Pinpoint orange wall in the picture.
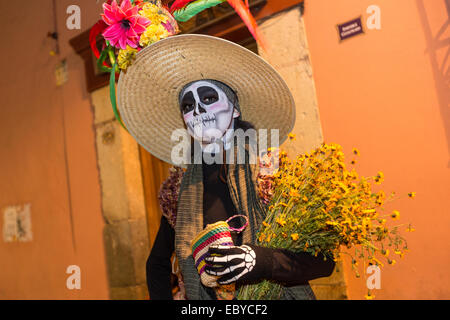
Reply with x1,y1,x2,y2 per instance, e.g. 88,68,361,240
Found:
0,1,108,299
303,0,450,299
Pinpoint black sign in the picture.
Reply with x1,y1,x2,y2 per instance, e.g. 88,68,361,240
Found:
337,16,364,41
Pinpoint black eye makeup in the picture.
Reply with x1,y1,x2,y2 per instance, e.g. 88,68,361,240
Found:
197,86,219,105
180,91,195,114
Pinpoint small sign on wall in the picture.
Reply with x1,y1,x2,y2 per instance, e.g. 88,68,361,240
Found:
3,203,33,242
336,5,382,42
337,16,365,41
55,60,68,87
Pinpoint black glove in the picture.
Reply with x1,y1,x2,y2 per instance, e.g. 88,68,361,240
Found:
204,244,273,285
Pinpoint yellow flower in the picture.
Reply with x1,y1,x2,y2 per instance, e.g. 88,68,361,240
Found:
258,233,266,242
375,190,385,205
365,292,375,300
288,133,296,140
276,217,287,227
139,3,168,25
262,221,270,228
352,148,360,156
291,233,299,241
406,224,415,232
139,23,169,47
369,258,384,267
374,171,384,184
117,46,138,70
408,192,416,199
388,259,396,265
289,189,300,198
391,210,400,220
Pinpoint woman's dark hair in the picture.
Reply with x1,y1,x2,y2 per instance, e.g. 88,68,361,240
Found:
234,118,255,131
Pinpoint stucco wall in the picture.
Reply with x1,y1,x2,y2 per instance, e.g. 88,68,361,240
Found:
0,0,108,299
303,0,450,299
257,6,348,300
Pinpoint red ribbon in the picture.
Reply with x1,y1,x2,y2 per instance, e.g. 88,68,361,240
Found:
89,20,108,60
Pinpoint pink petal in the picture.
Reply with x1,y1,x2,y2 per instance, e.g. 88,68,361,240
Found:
111,0,119,11
120,0,132,11
108,38,118,48
102,2,111,13
162,21,174,34
103,24,123,38
101,13,115,25
102,4,115,23
127,38,139,48
136,16,151,28
114,3,124,21
132,24,147,35
118,35,127,50
127,27,138,37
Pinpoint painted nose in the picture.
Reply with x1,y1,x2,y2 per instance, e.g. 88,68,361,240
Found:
193,102,206,116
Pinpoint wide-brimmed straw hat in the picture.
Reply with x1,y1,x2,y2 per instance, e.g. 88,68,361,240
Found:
117,34,296,166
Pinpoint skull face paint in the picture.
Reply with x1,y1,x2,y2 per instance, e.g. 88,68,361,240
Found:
180,80,239,144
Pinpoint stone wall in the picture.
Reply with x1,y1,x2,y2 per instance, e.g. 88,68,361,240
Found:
91,86,149,300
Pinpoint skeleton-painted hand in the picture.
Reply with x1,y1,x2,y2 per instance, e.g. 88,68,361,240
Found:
204,244,272,285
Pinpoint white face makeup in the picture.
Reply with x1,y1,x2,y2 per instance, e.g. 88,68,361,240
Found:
180,80,239,145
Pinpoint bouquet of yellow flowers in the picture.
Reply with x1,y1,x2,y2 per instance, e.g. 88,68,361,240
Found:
237,142,414,300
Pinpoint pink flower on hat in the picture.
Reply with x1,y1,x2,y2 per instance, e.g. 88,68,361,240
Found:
101,0,151,50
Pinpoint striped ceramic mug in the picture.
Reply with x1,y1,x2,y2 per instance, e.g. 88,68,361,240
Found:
190,215,249,288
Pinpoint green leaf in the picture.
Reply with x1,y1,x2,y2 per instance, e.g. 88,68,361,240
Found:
97,49,112,73
173,0,227,22
109,63,127,131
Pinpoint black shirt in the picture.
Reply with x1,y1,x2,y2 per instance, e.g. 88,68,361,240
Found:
202,162,242,245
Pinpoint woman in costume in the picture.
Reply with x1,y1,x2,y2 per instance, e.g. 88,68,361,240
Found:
117,34,335,300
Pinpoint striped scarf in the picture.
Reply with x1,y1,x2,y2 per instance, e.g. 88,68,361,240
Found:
174,145,316,300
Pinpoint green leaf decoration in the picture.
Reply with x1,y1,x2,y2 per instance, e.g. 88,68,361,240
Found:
97,49,112,73
109,62,127,131
173,0,227,22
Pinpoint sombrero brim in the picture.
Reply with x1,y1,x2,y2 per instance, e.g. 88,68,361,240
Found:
117,34,296,166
